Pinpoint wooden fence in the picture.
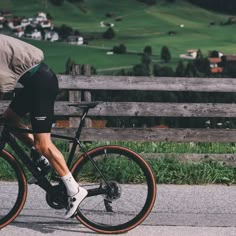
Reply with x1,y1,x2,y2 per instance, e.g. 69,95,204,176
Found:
3,67,236,163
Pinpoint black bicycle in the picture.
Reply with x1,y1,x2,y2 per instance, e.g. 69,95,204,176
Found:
0,102,156,234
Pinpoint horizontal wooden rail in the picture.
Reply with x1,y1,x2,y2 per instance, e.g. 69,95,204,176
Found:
52,127,236,143
56,75,236,92
8,75,236,145
1,101,235,118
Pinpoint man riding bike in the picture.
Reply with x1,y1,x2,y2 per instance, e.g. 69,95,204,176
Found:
0,34,87,219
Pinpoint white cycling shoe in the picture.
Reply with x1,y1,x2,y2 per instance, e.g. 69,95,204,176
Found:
64,187,88,219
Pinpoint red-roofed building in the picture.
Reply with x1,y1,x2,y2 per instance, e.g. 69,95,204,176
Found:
209,57,223,73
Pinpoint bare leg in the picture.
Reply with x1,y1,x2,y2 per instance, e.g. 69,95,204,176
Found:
4,108,69,176
3,108,34,147
33,133,69,176
4,107,87,218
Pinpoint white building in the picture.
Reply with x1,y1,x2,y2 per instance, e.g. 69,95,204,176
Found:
179,49,198,60
45,30,59,42
67,36,84,45
21,19,30,28
25,29,42,40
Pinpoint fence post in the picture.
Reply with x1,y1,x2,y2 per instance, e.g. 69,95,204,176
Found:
69,64,81,128
83,64,92,128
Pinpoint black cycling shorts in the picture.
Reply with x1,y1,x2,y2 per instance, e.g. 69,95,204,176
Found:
9,63,59,133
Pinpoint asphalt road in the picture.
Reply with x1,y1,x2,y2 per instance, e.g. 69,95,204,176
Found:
2,184,236,236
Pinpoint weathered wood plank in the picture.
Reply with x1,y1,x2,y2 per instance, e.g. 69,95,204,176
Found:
2,101,236,118
52,128,236,142
57,75,236,92
54,102,236,117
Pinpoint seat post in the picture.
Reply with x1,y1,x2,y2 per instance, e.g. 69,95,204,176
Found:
75,107,89,139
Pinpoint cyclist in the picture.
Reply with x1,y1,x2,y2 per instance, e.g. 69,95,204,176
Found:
0,34,87,219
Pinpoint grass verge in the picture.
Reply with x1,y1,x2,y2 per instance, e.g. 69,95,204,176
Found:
1,141,236,184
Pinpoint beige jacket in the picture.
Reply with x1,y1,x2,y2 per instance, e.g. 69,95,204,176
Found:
0,34,44,93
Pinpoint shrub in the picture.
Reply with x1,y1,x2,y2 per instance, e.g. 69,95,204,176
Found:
113,44,127,54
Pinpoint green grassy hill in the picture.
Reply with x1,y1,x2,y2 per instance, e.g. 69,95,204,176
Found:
2,0,234,73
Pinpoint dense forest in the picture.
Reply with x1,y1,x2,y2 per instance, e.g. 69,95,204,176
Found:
187,0,236,14
49,0,236,14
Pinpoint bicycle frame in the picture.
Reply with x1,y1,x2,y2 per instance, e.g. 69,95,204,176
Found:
0,104,110,200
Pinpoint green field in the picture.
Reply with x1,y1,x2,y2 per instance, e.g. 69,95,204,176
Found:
2,0,235,73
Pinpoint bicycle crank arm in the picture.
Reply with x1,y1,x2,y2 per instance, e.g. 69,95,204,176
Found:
87,187,107,197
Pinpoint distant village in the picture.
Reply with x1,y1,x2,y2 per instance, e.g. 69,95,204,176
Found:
180,49,236,74
0,10,84,45
1,9,236,75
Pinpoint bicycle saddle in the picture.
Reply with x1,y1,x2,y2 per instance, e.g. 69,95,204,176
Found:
68,101,100,109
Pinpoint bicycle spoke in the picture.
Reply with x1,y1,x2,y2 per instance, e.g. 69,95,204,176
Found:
72,146,156,233
0,151,27,229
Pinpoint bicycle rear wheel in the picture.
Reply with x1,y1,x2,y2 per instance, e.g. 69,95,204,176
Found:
0,150,27,229
71,145,156,234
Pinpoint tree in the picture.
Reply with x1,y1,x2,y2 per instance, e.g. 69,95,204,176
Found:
161,46,171,63
196,49,203,60
67,0,84,2
194,53,211,76
200,58,211,76
153,64,174,76
113,44,127,54
184,61,197,77
141,53,151,67
137,0,157,5
103,27,115,39
133,64,150,76
143,46,152,56
209,50,220,58
65,57,75,74
56,24,73,40
175,61,185,77
46,13,53,20
153,64,161,76
50,0,64,6
157,66,174,76
24,25,34,34
187,0,236,14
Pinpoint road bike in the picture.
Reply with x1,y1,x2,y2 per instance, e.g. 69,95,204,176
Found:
0,101,156,234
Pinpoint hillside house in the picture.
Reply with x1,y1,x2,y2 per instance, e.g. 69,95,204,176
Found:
0,16,4,29
67,35,84,45
225,55,236,61
179,49,198,59
25,29,42,40
14,28,24,37
44,30,59,42
7,17,22,29
209,57,223,73
21,18,30,28
0,10,12,17
224,55,236,70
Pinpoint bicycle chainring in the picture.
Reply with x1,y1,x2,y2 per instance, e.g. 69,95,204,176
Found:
46,184,67,209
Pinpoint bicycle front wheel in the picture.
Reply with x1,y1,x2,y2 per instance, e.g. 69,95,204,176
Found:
71,145,156,234
0,150,27,229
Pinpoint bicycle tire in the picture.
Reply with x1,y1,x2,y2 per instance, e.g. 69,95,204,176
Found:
71,145,156,234
0,149,27,229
